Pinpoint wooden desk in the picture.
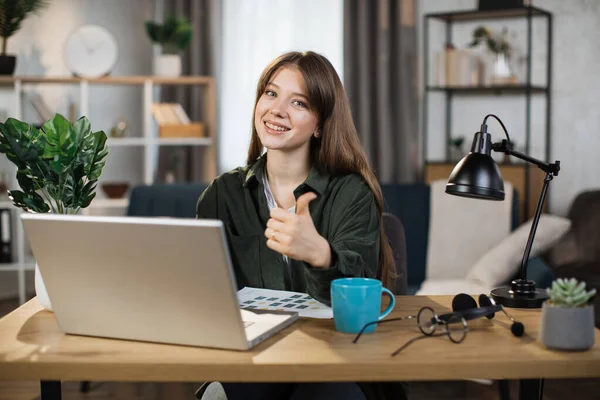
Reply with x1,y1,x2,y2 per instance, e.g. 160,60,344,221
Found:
1,296,599,400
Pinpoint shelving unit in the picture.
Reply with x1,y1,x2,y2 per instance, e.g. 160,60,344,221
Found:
422,5,552,222
0,75,217,304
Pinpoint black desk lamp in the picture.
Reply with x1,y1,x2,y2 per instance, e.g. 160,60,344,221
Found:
445,114,561,308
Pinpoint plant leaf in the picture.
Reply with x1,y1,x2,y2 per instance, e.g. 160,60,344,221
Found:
42,114,79,181
8,189,49,213
0,118,45,168
84,130,108,181
145,21,162,43
79,180,98,208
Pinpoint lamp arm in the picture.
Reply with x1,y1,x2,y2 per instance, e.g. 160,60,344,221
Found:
481,113,560,176
491,139,561,285
516,172,553,282
492,140,561,176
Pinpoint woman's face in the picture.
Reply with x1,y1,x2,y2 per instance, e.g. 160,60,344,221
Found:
254,66,319,155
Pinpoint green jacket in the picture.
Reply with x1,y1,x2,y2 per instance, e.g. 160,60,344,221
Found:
195,156,379,305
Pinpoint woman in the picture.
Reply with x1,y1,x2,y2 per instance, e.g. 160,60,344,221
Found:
196,51,399,400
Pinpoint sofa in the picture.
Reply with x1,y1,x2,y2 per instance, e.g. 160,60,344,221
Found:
380,182,557,295
126,181,556,296
544,189,600,327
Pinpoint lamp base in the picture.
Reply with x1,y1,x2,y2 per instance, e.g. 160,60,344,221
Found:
491,279,548,308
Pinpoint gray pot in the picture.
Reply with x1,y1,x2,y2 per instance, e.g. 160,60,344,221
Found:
539,302,595,351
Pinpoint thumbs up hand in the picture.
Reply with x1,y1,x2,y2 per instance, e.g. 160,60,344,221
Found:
265,192,332,268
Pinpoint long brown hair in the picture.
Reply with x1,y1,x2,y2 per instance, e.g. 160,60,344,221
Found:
247,51,396,290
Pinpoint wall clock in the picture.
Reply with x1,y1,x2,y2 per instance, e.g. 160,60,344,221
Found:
64,24,119,78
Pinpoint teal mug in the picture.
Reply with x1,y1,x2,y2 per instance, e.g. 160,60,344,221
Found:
330,278,395,334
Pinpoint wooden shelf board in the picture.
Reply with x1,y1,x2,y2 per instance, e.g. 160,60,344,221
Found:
426,85,548,94
155,138,212,146
106,138,146,146
0,76,213,86
426,6,551,22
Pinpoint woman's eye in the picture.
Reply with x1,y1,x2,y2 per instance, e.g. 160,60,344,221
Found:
293,100,307,108
265,90,276,97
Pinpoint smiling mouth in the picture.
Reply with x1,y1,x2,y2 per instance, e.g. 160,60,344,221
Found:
264,121,290,132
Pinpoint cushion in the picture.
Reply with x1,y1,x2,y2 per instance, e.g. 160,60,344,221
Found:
416,279,491,296
426,180,513,280
466,214,572,287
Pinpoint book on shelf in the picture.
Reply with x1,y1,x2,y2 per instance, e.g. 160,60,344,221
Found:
151,103,191,125
151,103,205,138
434,46,485,87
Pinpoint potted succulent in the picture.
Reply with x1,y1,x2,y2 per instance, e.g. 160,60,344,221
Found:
0,0,50,75
145,15,193,77
539,278,597,351
0,114,108,311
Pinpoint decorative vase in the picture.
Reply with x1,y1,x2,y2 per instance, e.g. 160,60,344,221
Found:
539,302,595,351
153,54,182,77
490,53,515,85
35,262,53,311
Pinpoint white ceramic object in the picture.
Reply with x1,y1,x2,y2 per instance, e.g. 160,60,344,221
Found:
492,53,512,80
154,54,182,77
35,263,53,311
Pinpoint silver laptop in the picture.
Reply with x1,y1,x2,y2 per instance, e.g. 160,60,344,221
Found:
21,213,298,350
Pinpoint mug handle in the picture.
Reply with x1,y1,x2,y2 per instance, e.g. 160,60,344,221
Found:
378,287,396,320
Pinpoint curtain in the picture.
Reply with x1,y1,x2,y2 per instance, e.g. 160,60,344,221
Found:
157,0,220,183
344,0,418,183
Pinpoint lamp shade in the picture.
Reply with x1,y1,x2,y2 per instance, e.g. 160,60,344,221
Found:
445,152,505,200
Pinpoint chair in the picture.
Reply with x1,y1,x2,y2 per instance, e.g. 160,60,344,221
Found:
126,183,208,218
382,213,408,296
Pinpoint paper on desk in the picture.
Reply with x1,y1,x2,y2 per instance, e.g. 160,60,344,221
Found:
237,287,333,319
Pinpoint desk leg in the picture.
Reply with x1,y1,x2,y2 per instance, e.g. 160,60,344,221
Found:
40,380,62,400
519,379,544,400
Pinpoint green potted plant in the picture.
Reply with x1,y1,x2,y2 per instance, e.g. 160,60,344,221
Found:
539,278,597,351
448,136,465,162
145,15,193,77
0,114,109,311
0,0,50,75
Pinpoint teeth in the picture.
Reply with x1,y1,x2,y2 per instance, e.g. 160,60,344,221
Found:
265,122,289,132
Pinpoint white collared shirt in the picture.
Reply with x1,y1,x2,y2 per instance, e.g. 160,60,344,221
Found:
261,170,295,264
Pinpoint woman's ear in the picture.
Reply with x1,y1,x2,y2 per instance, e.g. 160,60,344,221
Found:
314,130,320,138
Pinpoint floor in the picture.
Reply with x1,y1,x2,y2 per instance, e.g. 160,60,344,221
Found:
1,297,599,400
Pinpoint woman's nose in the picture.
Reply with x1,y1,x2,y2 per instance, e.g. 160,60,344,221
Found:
269,100,287,118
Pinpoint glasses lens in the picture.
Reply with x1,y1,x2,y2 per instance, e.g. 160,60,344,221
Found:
446,313,467,343
418,307,437,336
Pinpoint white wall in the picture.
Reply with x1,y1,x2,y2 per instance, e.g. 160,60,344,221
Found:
418,0,600,216
219,0,344,173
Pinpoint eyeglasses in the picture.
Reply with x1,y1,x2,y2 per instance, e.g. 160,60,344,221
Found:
352,293,525,357
353,306,468,356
